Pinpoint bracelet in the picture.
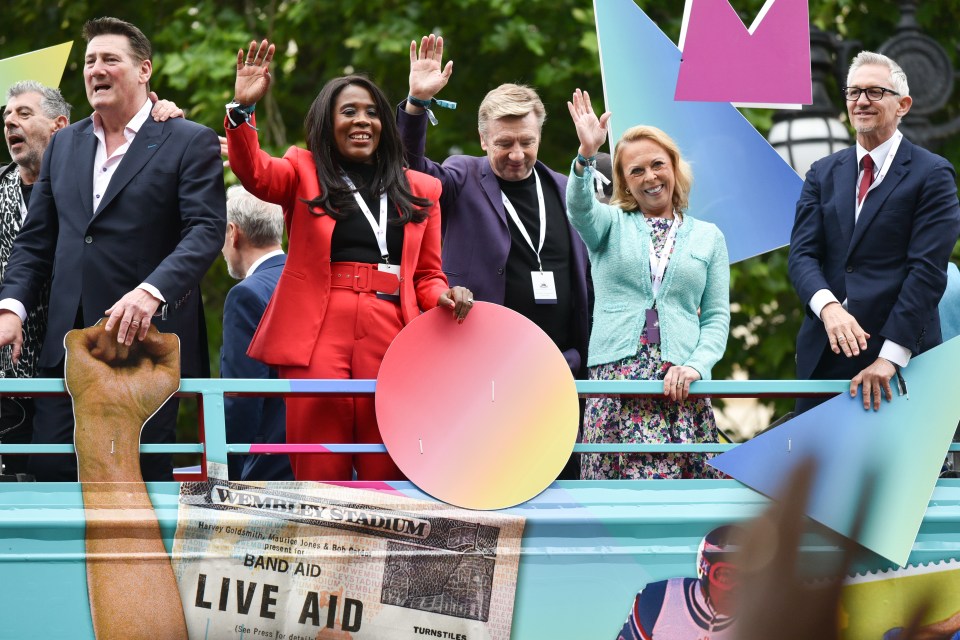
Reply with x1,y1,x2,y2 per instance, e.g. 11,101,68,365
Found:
576,153,597,167
406,95,457,126
225,101,258,130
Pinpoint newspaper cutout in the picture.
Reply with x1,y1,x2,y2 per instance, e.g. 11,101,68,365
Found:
841,559,960,638
172,481,525,640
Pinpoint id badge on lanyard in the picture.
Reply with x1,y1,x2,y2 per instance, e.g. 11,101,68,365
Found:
644,217,679,343
501,171,558,304
343,174,400,301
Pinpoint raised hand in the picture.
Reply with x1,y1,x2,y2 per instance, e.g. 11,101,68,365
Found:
65,320,180,432
67,320,187,640
566,88,611,159
408,34,453,104
234,38,276,106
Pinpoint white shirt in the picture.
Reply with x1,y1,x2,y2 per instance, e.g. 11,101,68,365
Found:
245,249,284,278
0,98,165,323
808,129,910,367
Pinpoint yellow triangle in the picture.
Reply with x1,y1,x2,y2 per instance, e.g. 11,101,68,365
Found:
0,41,74,98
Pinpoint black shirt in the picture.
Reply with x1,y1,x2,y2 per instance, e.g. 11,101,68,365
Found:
19,182,33,212
498,166,573,353
329,161,403,264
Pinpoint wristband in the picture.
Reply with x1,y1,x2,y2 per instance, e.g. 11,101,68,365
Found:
225,101,258,130
406,95,457,126
576,153,597,167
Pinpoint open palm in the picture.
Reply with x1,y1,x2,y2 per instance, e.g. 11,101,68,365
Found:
409,34,453,100
234,39,276,105
567,88,610,158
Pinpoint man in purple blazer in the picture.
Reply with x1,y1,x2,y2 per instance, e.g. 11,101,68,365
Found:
397,34,590,381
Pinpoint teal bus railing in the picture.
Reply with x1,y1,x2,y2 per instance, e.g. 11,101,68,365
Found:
3,378,947,480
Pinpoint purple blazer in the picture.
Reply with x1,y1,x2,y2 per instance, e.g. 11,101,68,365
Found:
397,104,591,376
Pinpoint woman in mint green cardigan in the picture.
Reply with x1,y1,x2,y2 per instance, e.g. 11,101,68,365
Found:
567,89,730,479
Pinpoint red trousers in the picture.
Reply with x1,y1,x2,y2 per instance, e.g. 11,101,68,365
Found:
279,287,405,481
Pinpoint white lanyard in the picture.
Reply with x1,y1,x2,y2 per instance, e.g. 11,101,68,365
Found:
648,216,680,298
855,129,902,219
342,174,389,262
501,171,547,271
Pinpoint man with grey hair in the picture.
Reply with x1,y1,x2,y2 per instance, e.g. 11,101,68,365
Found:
0,81,70,477
789,50,960,413
221,185,292,480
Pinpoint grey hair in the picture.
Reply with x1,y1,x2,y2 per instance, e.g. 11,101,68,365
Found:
5,80,72,121
847,51,910,97
226,185,284,248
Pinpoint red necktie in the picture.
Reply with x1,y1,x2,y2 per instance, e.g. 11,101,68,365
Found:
858,154,874,205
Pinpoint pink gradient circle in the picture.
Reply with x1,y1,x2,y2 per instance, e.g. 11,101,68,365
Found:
376,302,579,509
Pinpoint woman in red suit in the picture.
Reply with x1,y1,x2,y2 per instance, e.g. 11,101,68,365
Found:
226,39,474,481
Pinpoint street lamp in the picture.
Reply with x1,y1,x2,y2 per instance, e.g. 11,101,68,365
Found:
767,25,850,176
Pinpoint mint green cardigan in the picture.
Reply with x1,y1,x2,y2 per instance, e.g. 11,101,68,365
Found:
566,164,730,377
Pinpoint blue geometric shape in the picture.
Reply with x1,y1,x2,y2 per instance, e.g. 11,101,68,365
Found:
594,0,804,262
709,337,960,566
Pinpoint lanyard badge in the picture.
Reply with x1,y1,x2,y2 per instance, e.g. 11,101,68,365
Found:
501,171,558,304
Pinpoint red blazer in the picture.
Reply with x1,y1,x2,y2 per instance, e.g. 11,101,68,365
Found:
226,118,449,367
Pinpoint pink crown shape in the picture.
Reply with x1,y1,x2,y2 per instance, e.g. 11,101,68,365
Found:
675,0,811,107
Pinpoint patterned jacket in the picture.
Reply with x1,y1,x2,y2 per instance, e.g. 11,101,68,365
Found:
0,162,49,378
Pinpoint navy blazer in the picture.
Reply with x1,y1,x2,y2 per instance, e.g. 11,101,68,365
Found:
397,104,591,376
788,136,960,380
221,253,292,481
0,114,226,377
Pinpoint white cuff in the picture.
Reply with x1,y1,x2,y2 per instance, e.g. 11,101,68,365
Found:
137,283,166,305
809,289,839,319
879,340,911,368
0,298,27,323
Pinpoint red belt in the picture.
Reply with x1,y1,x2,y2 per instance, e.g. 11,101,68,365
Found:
329,262,400,294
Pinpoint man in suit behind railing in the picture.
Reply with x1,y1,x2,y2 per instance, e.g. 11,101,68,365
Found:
220,185,292,480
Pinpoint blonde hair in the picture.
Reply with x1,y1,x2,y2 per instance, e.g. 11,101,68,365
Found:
477,83,546,137
610,125,693,215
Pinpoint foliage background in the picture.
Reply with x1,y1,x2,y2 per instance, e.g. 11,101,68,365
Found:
1,0,958,438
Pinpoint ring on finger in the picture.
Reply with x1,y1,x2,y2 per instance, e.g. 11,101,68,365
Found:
837,336,847,343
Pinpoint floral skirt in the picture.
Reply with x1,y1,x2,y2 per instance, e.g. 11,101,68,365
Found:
581,340,722,480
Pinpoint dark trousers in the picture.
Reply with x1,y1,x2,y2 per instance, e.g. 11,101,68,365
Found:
27,364,178,482
0,397,35,477
555,398,585,480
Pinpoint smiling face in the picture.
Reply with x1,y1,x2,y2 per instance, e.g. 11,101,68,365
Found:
846,63,912,150
84,34,151,119
332,84,382,164
480,113,541,181
3,91,64,180
618,138,676,217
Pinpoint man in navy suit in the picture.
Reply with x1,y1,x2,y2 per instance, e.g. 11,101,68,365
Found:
0,17,225,480
220,185,291,481
789,51,960,413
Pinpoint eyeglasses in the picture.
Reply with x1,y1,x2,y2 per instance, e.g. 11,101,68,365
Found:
842,86,901,102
